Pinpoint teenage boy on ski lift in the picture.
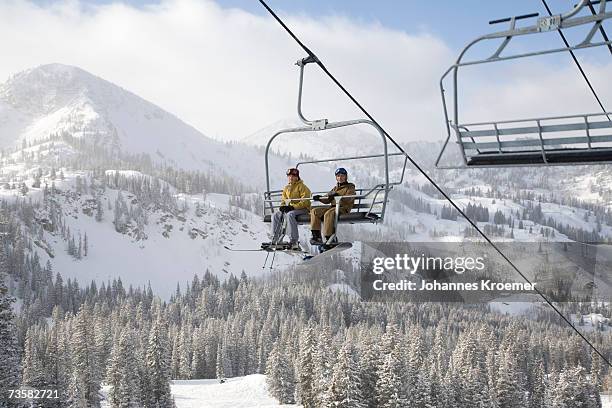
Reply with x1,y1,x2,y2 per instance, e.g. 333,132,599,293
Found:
309,167,355,244
271,168,311,250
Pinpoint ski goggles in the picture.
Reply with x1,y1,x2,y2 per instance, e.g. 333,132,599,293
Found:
286,168,299,176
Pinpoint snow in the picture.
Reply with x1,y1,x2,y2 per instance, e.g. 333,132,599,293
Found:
570,313,611,332
27,172,303,299
489,300,540,316
328,282,360,298
100,375,297,408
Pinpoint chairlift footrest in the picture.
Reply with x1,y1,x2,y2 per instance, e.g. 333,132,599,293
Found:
467,148,612,166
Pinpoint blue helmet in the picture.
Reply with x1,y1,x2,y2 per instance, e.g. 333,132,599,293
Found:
335,167,348,176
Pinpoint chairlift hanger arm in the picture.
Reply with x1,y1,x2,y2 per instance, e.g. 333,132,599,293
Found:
449,0,611,69
542,0,612,122
585,0,612,54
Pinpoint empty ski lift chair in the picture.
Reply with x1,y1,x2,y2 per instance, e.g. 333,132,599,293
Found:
263,56,408,240
437,0,612,168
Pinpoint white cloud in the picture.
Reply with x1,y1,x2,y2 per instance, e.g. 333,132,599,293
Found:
0,0,455,142
0,0,610,145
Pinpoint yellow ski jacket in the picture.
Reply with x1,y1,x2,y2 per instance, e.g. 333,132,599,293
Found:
281,179,312,210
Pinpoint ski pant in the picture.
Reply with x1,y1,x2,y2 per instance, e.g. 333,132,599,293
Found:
272,209,308,243
310,207,348,237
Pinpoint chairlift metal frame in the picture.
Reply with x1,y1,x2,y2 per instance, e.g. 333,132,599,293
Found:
437,0,612,168
263,56,408,242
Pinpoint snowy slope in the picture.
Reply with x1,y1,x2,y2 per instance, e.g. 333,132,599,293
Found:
100,373,612,408
101,375,296,408
0,169,308,299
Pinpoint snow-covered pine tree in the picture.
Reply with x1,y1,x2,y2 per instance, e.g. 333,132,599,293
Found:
71,303,101,407
190,326,207,379
22,327,45,388
145,312,175,408
375,346,407,408
358,334,381,408
0,258,21,408
95,199,103,222
313,325,335,407
65,370,87,408
495,348,525,408
44,307,67,408
295,327,316,408
112,329,142,408
529,360,546,408
264,340,295,404
177,324,192,380
327,340,365,408
216,343,226,383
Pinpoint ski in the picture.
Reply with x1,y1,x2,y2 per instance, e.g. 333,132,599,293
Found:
223,246,264,252
224,244,309,255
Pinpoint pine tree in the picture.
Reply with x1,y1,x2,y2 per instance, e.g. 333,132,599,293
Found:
530,360,546,408
313,326,335,407
265,340,295,404
296,327,316,408
83,233,88,257
95,199,103,222
359,336,380,408
375,347,407,408
71,304,101,407
327,340,365,408
22,328,45,388
107,328,142,408
0,259,21,408
216,343,226,383
66,370,87,408
496,349,525,408
45,307,67,408
177,325,192,380
145,313,175,408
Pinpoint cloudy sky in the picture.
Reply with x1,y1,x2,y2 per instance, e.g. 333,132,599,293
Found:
2,0,611,143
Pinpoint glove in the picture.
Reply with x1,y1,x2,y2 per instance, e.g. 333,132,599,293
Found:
312,195,321,201
279,205,295,213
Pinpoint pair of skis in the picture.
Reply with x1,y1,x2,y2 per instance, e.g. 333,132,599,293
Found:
224,241,352,264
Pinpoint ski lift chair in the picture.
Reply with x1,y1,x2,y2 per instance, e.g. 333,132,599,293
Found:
437,0,612,168
263,56,408,243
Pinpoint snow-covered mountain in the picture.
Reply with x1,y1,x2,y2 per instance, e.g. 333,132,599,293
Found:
0,64,299,188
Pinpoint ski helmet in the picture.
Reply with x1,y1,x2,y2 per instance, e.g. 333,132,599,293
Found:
335,167,348,176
